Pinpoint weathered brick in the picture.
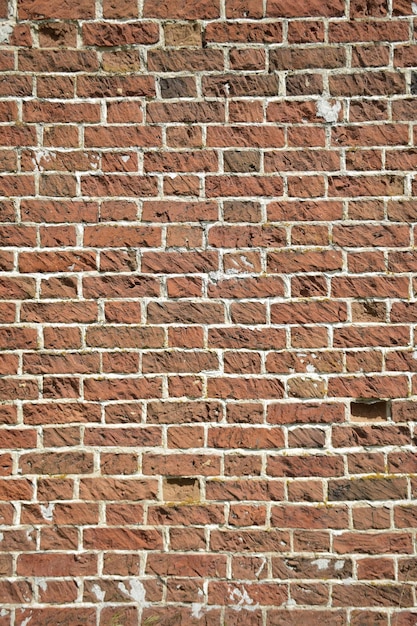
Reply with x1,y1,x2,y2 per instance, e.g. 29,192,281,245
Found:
267,0,344,16
18,0,95,19
143,0,220,18
149,49,223,72
208,22,281,43
83,22,159,46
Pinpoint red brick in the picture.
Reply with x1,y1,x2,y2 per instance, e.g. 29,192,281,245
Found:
332,276,409,298
351,0,388,15
330,72,405,96
271,47,345,70
21,199,98,223
329,20,408,43
143,350,218,373
78,75,155,98
84,527,162,550
208,276,285,298
83,275,160,298
208,21,281,43
207,377,284,399
142,250,218,273
288,20,325,43
329,175,404,197
83,22,159,46
24,101,100,124
353,505,390,530
209,327,285,350
268,249,342,273
333,583,413,607
268,402,345,424
208,426,283,449
328,375,409,398
268,455,344,478
329,477,408,502
352,44,390,67
226,0,263,17
211,529,290,552
273,556,352,579
143,0,220,18
203,74,279,98
84,377,162,401
18,0,95,18
37,21,77,47
267,0,344,16
19,49,98,73
209,580,286,605
286,73,323,95
149,49,223,73
207,125,284,148
17,553,97,576
143,453,221,476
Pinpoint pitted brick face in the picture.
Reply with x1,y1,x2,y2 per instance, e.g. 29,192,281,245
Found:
1,0,417,622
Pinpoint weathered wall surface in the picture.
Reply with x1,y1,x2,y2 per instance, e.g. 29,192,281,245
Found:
0,0,417,623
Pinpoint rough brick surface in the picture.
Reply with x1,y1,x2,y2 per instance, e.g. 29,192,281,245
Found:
1,0,417,622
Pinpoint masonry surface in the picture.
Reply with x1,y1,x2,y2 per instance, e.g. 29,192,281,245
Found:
1,0,417,623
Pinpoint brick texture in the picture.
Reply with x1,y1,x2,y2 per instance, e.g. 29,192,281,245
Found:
0,0,417,622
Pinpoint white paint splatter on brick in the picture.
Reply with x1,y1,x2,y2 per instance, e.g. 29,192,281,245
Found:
255,557,267,578
37,150,55,161
191,602,204,618
87,154,100,170
316,99,341,124
0,22,14,43
40,503,54,521
229,586,259,612
240,255,255,269
33,150,56,172
118,579,149,606
91,583,105,602
412,2,417,14
312,558,330,570
192,588,206,617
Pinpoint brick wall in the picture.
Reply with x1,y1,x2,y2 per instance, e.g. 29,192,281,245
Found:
0,0,417,623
